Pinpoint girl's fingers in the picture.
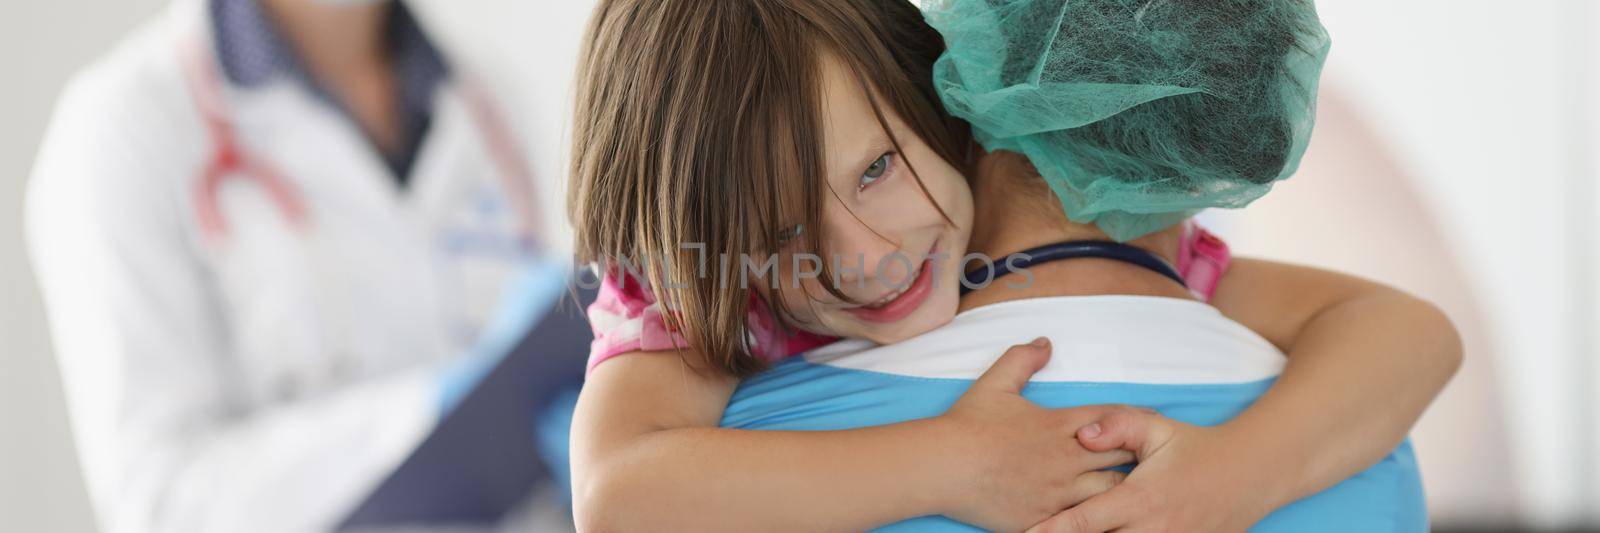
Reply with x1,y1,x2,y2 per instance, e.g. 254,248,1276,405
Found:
1077,406,1173,459
1062,469,1128,509
1028,483,1150,533
1081,448,1136,471
971,337,1052,394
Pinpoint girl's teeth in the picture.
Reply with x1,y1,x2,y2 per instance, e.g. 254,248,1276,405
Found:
860,265,922,308
869,285,909,307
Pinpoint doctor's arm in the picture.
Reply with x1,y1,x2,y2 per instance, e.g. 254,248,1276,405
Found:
26,79,438,533
1033,257,1462,532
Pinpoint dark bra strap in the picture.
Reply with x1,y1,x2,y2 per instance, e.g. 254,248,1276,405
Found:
961,240,1186,296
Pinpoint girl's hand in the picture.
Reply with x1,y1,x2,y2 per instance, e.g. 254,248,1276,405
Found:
1026,410,1278,533
936,338,1142,532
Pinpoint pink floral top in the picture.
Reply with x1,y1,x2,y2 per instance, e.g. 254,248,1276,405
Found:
586,222,1232,372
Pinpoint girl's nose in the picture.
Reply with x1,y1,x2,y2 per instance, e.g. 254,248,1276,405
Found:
823,216,904,293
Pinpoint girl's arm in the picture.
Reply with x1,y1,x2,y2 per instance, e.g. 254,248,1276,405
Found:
571,341,1135,532
1209,258,1462,502
1036,258,1462,531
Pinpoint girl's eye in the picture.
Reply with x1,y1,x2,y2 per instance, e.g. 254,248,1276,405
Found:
776,223,804,247
859,152,894,190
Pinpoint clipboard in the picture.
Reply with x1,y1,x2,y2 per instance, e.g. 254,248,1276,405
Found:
339,286,595,529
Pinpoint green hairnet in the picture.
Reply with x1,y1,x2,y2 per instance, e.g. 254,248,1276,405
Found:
923,0,1332,241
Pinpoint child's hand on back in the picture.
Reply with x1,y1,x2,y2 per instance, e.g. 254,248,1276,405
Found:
935,338,1144,532
1027,409,1273,533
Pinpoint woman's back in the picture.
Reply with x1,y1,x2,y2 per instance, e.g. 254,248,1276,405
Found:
724,295,1426,532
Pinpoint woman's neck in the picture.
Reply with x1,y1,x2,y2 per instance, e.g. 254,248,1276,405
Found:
261,0,391,79
260,0,403,157
959,151,1191,313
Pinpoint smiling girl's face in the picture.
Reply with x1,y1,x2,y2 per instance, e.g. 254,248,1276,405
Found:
571,0,974,375
765,53,974,345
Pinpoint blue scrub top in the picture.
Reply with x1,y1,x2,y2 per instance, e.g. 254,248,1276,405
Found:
723,356,1427,532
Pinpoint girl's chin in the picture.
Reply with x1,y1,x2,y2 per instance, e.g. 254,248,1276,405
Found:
854,303,958,344
859,327,920,346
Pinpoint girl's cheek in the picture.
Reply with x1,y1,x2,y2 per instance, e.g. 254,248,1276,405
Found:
776,277,847,336
771,276,814,318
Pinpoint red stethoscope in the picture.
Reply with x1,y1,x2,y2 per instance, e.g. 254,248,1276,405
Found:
178,32,543,248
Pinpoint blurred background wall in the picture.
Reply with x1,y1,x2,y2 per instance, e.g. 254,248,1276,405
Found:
2,1,1595,531
1212,1,1600,528
1,3,169,532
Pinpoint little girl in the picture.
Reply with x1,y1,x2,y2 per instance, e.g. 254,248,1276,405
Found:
567,0,1458,531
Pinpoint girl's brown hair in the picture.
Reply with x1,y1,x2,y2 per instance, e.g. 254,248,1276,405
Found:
569,0,970,376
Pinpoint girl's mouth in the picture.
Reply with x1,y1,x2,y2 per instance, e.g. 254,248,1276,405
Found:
844,258,936,324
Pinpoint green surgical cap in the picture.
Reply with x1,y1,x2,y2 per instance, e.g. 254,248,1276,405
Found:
923,0,1332,241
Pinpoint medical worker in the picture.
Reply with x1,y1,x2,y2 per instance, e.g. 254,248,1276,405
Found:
25,0,568,530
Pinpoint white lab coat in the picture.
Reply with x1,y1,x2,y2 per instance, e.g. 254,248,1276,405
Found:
25,2,551,531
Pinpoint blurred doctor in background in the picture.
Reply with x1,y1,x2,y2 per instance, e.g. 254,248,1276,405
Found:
25,0,573,530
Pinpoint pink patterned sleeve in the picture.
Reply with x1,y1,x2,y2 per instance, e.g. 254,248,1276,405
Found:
1177,220,1232,302
585,269,676,371
585,269,834,372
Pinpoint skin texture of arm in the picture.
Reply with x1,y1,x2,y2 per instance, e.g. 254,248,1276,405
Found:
569,341,1136,532
1210,258,1462,503
1031,257,1463,532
